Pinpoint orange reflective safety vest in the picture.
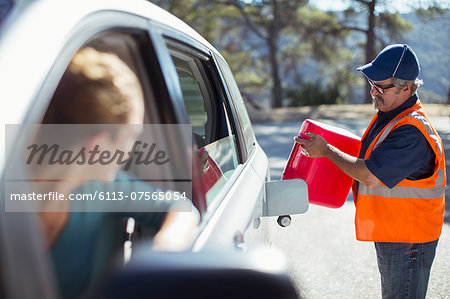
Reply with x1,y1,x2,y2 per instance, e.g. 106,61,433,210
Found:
352,99,446,243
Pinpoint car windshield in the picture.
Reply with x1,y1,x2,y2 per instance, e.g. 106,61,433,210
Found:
0,0,13,24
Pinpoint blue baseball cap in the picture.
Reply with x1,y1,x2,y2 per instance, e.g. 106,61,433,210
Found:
357,44,420,81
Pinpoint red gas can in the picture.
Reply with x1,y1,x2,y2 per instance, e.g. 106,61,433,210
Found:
282,119,361,208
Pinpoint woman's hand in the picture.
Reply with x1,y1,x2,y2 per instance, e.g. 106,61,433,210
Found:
152,211,199,252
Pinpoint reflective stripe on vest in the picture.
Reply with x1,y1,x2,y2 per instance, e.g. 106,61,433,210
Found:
374,110,443,156
358,167,445,199
354,100,446,243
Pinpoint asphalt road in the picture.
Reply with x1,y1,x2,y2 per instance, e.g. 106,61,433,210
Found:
254,117,450,299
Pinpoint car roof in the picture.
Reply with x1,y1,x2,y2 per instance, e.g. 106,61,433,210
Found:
1,0,216,47
0,0,222,171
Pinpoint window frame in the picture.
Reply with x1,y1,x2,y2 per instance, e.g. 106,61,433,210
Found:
153,36,251,216
152,27,248,164
167,43,230,147
212,53,256,161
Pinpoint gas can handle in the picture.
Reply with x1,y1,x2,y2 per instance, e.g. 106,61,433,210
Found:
297,133,312,140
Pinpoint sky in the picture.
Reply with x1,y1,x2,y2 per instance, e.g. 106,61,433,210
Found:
309,0,349,12
309,0,450,13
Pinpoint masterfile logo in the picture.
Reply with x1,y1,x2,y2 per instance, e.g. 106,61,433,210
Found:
3,124,193,212
26,141,171,171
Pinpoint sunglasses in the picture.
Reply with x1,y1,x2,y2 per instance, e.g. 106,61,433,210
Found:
367,45,407,94
367,80,396,94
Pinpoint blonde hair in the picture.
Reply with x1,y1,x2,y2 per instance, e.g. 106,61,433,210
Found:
43,47,143,124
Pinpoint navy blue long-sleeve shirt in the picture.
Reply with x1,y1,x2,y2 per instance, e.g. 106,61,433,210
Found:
360,94,435,189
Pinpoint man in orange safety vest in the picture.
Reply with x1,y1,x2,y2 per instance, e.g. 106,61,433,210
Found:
295,44,446,299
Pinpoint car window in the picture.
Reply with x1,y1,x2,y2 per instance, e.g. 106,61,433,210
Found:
168,47,240,206
215,56,256,158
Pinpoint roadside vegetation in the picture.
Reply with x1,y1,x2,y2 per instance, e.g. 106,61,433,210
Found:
150,0,449,108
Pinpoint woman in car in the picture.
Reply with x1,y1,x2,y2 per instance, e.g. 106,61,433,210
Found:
36,47,199,298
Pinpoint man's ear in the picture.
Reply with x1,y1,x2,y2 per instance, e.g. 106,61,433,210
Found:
403,82,412,93
85,131,111,151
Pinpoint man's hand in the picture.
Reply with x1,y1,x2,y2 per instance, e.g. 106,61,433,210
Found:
294,132,330,158
294,132,380,188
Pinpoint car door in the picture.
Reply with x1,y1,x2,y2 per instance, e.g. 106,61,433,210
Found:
147,28,270,251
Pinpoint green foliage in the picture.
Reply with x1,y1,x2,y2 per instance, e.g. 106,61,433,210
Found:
416,7,449,20
377,12,414,41
220,49,268,91
149,0,448,106
148,0,226,42
237,0,308,30
291,6,349,62
286,80,342,107
224,1,350,107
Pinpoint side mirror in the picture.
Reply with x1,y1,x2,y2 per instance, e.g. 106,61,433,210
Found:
264,179,309,227
100,246,299,299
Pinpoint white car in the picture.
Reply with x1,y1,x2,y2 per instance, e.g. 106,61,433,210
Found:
0,0,308,298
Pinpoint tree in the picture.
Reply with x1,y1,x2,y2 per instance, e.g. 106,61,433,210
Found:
285,7,356,101
339,0,414,102
216,0,350,108
214,0,308,108
149,0,354,108
148,0,223,42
